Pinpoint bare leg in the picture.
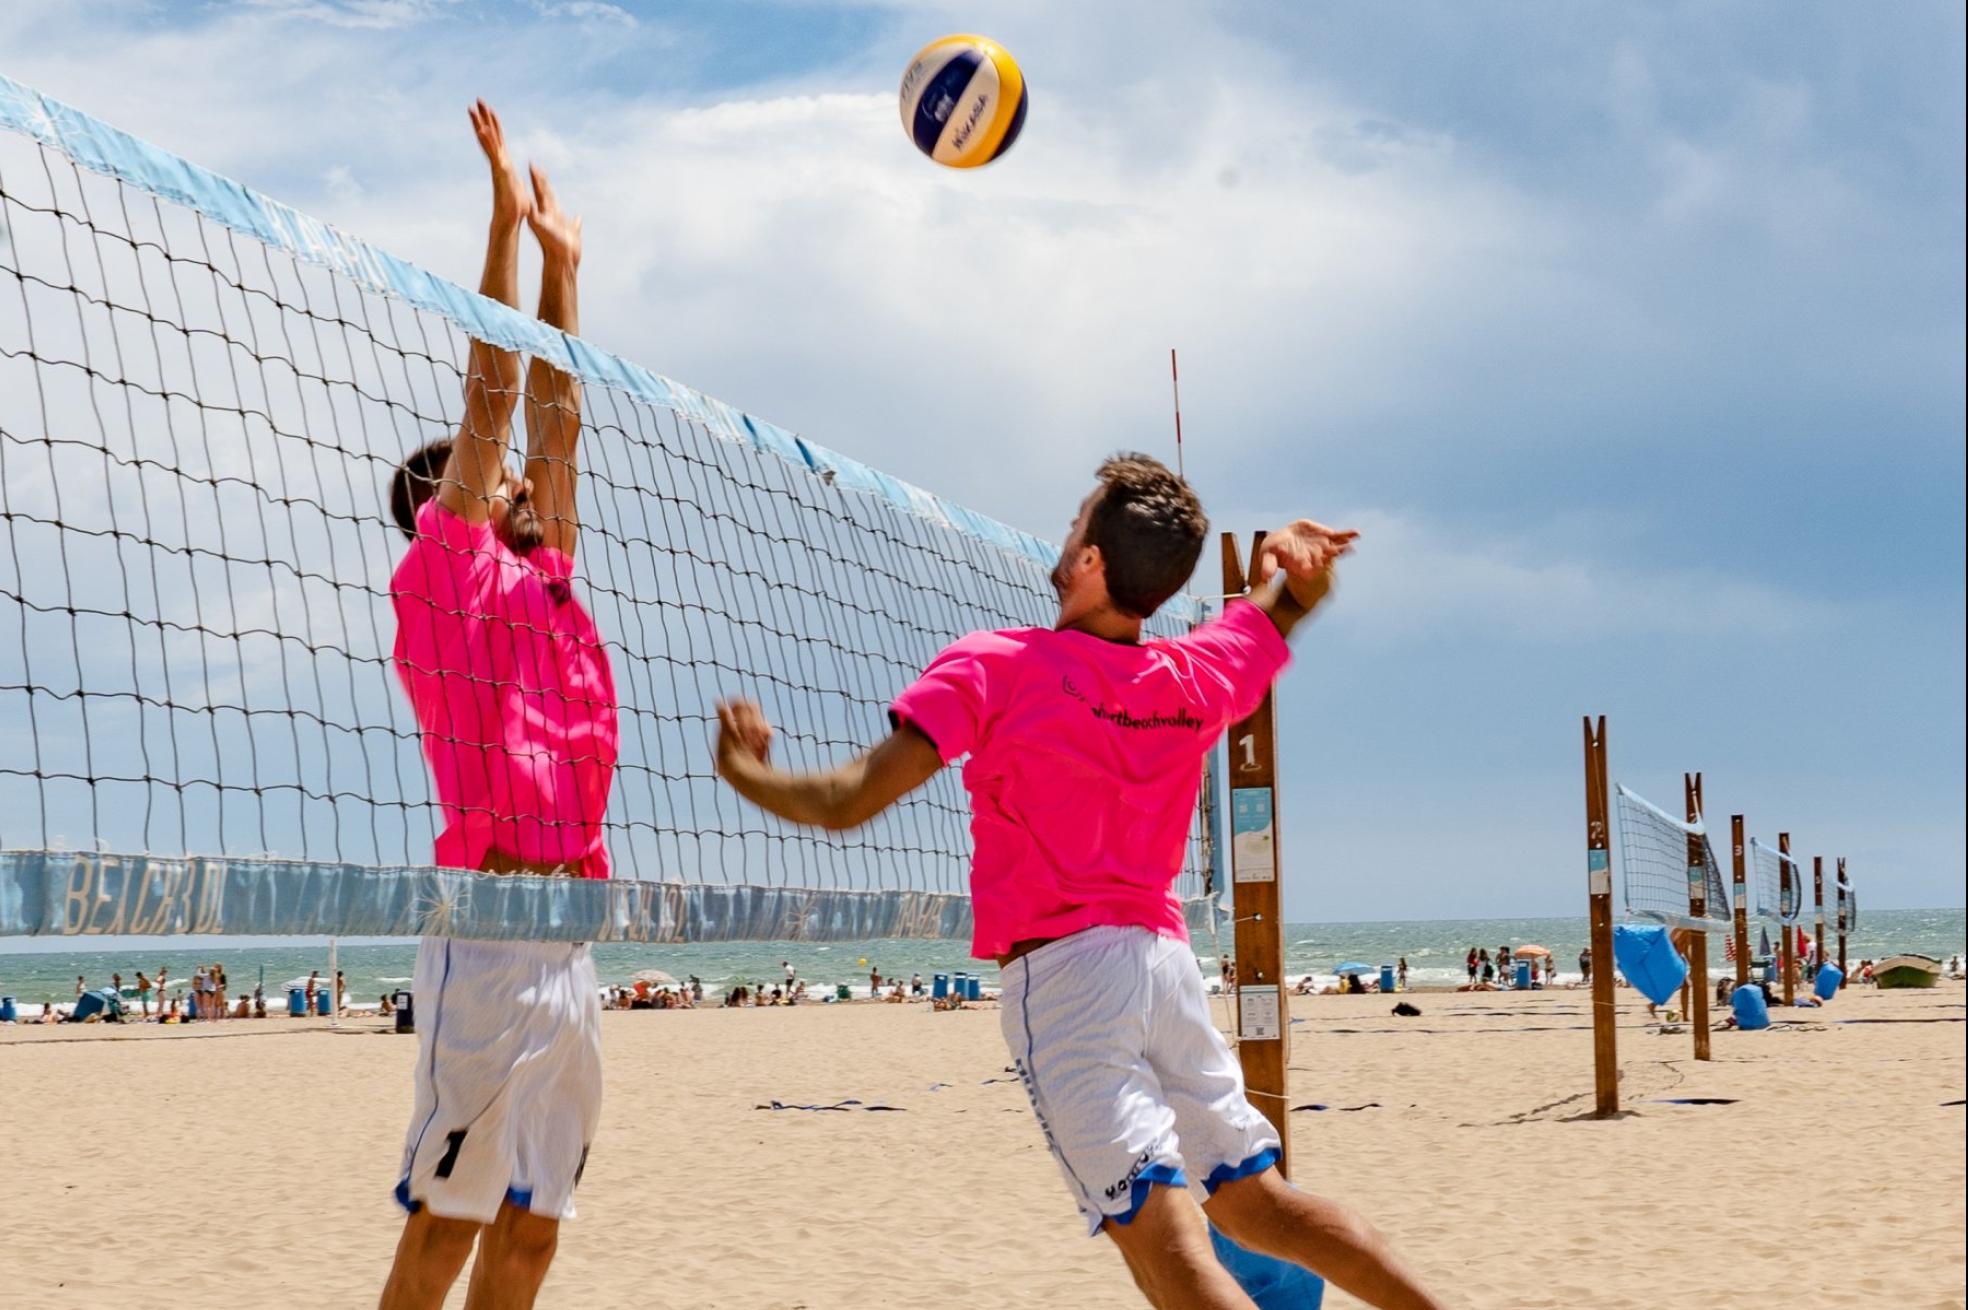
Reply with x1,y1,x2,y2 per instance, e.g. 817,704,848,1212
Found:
1206,1168,1449,1310
378,1211,479,1310
1101,1183,1258,1310
463,1202,560,1310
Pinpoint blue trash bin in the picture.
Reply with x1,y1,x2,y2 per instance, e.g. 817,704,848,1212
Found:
966,976,982,1001
1379,964,1396,994
315,989,333,1016
1514,960,1532,990
1,996,17,1023
952,972,967,1000
288,987,307,1017
932,972,949,999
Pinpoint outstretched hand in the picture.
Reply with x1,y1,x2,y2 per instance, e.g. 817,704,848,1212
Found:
1255,519,1359,611
470,100,530,230
525,163,583,268
715,699,775,778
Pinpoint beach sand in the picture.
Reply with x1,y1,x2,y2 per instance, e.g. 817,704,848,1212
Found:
2,982,1961,1309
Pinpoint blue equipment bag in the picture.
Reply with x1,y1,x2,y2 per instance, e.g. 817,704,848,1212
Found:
1730,983,1771,1030
1613,924,1688,1007
1211,1226,1325,1308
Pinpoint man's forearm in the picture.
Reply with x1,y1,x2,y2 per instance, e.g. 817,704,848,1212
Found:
1251,570,1331,641
525,258,581,460
721,756,866,831
455,219,525,472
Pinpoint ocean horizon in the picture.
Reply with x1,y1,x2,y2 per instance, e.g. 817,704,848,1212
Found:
4,907,1960,1011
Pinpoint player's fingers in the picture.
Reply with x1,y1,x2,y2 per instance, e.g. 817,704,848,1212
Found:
529,163,556,209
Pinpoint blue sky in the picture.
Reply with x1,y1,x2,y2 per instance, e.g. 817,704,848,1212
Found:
1,0,1961,917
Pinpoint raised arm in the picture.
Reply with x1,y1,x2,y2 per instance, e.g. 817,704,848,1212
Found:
714,700,945,831
522,163,584,558
1248,518,1359,640
438,101,529,524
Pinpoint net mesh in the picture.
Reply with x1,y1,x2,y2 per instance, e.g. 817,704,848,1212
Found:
0,77,1217,941
1613,784,1730,931
1836,880,1857,935
1747,839,1805,924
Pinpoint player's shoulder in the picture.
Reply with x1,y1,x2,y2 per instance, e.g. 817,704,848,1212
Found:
936,625,1050,662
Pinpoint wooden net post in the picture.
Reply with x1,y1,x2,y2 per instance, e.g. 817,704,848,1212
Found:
1836,857,1848,986
1778,832,1796,1006
1731,815,1749,987
1684,773,1711,1061
1222,531,1290,1175
1583,716,1618,1117
1813,856,1826,981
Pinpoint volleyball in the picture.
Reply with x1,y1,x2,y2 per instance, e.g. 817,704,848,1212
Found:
898,34,1028,168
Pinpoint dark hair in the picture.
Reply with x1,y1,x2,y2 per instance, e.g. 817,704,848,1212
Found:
389,439,453,540
1083,452,1208,619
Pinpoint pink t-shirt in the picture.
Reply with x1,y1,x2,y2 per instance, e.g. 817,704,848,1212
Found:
891,600,1288,959
391,499,619,878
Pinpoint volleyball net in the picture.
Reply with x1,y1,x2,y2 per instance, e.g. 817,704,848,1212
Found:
1746,838,1805,925
1613,784,1731,932
1836,878,1857,935
0,75,1218,942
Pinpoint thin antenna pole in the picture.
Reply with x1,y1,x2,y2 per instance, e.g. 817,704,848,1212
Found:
1169,348,1185,481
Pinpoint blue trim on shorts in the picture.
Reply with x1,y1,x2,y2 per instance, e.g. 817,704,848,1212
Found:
393,939,453,1216
505,1186,535,1212
1204,1146,1281,1194
1110,1163,1188,1227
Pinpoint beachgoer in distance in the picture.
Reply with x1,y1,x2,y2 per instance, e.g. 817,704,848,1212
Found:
75,974,85,998
1396,958,1408,991
377,103,611,1310
1578,947,1592,984
1465,948,1477,983
714,458,1445,1309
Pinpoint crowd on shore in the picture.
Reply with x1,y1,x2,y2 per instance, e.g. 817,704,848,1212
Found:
13,963,365,1024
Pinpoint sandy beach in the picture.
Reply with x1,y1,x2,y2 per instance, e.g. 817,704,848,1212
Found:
3,982,1961,1309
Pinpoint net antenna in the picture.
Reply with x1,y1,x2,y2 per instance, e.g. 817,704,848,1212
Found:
1169,348,1185,481
0,75,1219,942
1612,784,1731,932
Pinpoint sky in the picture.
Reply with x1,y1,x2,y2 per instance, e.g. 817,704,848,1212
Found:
0,0,1961,920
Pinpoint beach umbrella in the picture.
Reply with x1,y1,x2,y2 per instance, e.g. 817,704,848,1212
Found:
1334,962,1376,976
631,969,677,986
1512,944,1552,958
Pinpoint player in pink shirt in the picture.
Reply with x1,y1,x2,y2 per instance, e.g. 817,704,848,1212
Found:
378,104,612,1310
716,455,1446,1309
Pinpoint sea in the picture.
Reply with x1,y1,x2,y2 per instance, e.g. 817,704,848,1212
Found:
2,907,1960,1013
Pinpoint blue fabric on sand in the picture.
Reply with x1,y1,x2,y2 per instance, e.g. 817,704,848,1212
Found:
1613,924,1687,1006
1730,984,1770,1030
1210,1226,1325,1308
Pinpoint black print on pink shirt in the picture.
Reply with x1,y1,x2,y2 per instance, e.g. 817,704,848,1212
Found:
1061,676,1203,733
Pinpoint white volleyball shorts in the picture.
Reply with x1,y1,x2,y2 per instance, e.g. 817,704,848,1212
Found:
998,925,1282,1236
394,937,602,1224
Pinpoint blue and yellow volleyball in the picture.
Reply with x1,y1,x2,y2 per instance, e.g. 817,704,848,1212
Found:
898,35,1028,169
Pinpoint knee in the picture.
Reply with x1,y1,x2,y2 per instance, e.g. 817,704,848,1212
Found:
483,1211,559,1279
403,1214,479,1267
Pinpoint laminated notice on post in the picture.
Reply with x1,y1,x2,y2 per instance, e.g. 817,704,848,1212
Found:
1231,788,1276,883
1587,848,1611,897
1238,985,1282,1041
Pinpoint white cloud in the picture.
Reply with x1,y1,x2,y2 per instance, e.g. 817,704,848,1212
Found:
1313,507,1838,646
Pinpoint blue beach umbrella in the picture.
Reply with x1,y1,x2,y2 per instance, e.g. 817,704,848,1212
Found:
1334,962,1375,976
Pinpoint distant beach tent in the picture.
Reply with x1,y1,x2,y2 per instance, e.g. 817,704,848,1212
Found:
1613,924,1688,1008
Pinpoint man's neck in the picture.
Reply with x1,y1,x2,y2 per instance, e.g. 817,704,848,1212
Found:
1055,603,1144,644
